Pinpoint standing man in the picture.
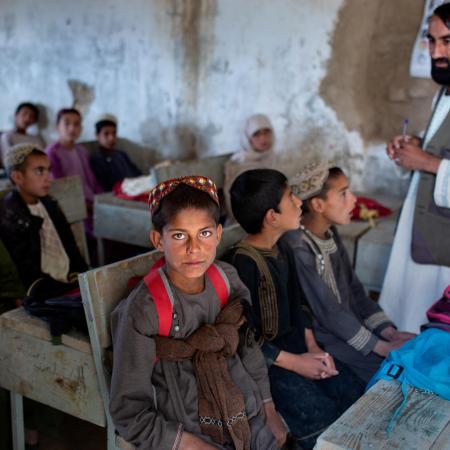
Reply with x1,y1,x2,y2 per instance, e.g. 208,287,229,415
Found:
380,3,450,333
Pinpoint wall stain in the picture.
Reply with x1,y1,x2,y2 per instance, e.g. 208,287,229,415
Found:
167,0,217,155
320,0,436,142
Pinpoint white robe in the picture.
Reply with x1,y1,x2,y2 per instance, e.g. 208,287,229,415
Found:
379,93,450,333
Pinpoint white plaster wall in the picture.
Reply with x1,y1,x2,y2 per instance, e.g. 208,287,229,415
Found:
1,0,370,187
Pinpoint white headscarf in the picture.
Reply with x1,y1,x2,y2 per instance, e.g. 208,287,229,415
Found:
224,114,277,222
231,114,275,164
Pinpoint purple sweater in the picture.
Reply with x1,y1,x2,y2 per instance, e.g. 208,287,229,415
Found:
46,142,102,202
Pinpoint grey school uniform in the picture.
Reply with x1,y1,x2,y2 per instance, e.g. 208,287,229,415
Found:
282,227,395,383
110,260,277,450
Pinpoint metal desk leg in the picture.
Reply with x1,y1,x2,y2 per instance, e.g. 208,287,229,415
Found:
10,392,25,450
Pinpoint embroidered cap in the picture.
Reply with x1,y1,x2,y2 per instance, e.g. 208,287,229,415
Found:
5,143,44,174
95,113,118,126
290,160,335,200
148,175,219,215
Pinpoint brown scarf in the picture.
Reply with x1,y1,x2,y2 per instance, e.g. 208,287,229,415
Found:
155,298,251,450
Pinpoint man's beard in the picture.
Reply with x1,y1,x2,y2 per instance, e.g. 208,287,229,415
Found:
431,58,450,85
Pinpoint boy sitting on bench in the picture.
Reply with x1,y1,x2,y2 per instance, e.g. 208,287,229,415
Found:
225,169,364,449
109,175,286,450
283,161,414,383
0,143,88,290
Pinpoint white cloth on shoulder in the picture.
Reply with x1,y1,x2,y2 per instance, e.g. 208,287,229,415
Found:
28,201,70,283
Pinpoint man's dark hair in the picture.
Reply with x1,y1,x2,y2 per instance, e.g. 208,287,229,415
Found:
302,167,344,214
56,108,81,124
15,102,39,120
95,120,117,134
434,3,450,29
230,169,287,234
152,183,220,232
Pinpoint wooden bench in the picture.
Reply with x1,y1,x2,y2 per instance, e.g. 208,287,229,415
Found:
314,380,450,449
78,225,245,449
151,153,231,188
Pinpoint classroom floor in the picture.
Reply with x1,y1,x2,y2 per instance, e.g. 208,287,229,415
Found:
1,400,106,450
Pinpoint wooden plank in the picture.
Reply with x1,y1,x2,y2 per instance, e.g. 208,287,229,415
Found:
335,222,371,266
0,308,91,354
49,176,87,224
0,326,105,427
217,224,246,258
152,153,231,189
94,193,152,248
315,380,450,450
354,213,399,293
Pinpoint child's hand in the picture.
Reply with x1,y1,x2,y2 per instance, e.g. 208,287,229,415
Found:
373,339,404,357
276,351,338,380
179,431,219,450
264,401,288,448
381,326,416,343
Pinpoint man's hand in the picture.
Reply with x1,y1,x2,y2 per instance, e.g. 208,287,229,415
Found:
394,142,441,173
386,134,421,160
264,402,288,448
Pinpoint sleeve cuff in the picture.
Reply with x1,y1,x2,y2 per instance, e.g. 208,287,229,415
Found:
347,326,378,356
434,158,450,208
364,311,392,331
262,342,281,368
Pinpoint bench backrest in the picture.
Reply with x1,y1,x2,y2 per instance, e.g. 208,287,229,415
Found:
152,153,231,189
49,175,89,262
49,175,87,223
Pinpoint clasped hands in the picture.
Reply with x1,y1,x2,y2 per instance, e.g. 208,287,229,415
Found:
386,134,441,174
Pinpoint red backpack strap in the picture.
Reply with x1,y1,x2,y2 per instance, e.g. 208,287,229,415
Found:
206,263,230,307
143,257,174,337
144,259,230,336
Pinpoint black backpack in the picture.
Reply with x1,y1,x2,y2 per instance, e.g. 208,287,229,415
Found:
22,277,88,343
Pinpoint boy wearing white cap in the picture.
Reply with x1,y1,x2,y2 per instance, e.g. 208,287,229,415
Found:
283,161,414,383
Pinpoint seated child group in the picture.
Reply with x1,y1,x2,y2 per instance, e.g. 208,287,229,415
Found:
1,103,417,449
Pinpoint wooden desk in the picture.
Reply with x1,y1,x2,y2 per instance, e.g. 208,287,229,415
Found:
0,308,105,450
94,193,152,264
315,380,450,450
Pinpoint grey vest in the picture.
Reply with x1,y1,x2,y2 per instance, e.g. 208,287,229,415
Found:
412,88,450,266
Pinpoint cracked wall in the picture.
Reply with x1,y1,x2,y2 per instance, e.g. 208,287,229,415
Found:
0,0,438,190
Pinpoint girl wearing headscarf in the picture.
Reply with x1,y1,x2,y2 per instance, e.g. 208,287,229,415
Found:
224,114,276,222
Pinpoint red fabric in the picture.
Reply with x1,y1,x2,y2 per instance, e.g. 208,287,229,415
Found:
351,196,392,220
112,180,149,203
139,256,230,336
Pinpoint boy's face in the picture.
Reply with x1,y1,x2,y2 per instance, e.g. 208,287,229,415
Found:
97,125,117,150
57,113,82,144
11,154,52,203
250,128,273,153
318,175,357,226
150,207,222,293
273,185,302,232
15,107,38,132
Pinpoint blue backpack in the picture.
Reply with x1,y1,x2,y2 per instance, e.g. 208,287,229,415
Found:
366,329,450,434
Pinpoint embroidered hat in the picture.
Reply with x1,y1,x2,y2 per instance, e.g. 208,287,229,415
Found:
5,143,44,174
148,175,219,215
290,160,335,200
95,113,118,126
